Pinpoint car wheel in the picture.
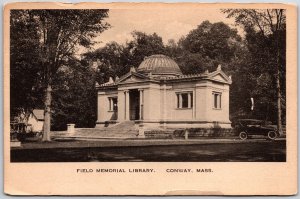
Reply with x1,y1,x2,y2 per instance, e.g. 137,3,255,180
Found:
267,131,277,140
239,131,248,140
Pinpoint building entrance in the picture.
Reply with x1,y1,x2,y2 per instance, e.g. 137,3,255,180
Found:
129,89,140,120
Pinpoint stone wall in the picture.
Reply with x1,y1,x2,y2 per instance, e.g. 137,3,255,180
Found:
173,128,234,138
144,128,234,139
144,130,174,139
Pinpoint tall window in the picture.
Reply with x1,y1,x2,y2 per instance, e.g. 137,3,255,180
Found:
108,97,118,111
181,93,189,108
213,92,221,109
176,92,193,109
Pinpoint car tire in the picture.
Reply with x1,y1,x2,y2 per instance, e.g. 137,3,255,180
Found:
239,131,248,140
267,131,277,140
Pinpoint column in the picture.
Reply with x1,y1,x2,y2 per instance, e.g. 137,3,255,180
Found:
139,89,144,120
125,90,130,120
188,93,192,108
109,98,112,111
193,90,196,119
123,92,126,120
219,94,222,109
179,94,182,108
163,85,167,121
117,90,125,122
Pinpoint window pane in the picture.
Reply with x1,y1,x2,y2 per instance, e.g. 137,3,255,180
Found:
214,94,218,108
108,98,112,111
212,93,222,109
112,98,118,111
177,94,180,108
190,93,193,108
182,93,188,108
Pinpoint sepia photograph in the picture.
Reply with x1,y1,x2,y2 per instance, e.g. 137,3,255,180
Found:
4,2,297,196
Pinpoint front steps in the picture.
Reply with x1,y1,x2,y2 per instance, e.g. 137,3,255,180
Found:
51,121,139,139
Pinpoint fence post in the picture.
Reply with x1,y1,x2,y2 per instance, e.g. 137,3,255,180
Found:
138,124,145,138
67,124,75,135
184,129,189,140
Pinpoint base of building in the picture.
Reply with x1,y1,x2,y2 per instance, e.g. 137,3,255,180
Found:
96,120,232,129
95,120,119,128
144,128,234,139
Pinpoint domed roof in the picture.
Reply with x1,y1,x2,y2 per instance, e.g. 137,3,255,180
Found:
137,54,182,76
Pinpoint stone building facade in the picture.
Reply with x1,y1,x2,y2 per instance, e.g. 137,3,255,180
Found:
96,54,232,129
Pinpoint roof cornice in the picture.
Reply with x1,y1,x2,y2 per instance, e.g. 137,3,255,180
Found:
96,68,232,89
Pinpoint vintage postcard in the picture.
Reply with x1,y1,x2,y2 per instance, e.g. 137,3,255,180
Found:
3,2,297,195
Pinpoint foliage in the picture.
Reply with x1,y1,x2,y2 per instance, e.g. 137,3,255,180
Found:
51,58,97,130
27,9,110,85
223,9,286,126
223,9,286,36
83,42,128,83
126,31,166,68
10,9,110,135
181,20,242,62
86,22,242,85
83,31,167,84
10,10,44,115
164,21,243,75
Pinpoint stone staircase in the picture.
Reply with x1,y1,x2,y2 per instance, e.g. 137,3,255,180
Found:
51,121,139,139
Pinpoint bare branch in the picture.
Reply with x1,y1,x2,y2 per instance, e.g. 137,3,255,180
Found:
246,10,266,35
266,9,275,33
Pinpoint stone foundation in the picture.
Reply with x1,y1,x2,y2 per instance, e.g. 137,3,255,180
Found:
144,130,174,139
144,128,234,139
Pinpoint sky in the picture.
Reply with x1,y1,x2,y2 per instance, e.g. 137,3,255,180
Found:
92,8,242,50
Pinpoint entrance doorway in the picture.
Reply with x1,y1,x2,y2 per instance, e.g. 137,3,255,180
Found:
129,89,140,120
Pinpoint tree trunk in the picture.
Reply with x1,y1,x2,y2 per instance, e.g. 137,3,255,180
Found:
42,84,52,141
276,68,283,135
276,40,283,135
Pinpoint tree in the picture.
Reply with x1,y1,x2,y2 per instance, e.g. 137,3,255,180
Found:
223,9,286,134
228,38,279,123
11,10,110,141
10,10,44,117
126,31,166,68
83,42,128,82
182,20,242,62
51,57,97,130
164,21,243,75
84,31,167,84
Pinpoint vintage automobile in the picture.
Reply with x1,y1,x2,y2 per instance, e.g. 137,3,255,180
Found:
233,119,279,140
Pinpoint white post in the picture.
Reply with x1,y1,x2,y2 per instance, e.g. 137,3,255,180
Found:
139,89,144,120
179,94,182,108
142,90,144,120
193,90,196,118
67,124,75,135
109,98,112,111
163,85,167,120
188,92,192,108
138,124,145,138
125,90,130,120
184,129,189,140
123,91,126,120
